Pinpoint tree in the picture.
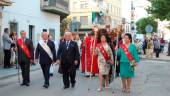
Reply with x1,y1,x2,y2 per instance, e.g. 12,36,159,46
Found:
60,17,72,36
147,0,170,21
136,17,158,34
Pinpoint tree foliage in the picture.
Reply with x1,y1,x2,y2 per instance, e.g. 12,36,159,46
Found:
147,0,170,21
60,17,72,36
136,17,158,34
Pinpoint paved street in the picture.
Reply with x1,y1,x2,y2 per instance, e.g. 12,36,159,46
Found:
0,60,170,96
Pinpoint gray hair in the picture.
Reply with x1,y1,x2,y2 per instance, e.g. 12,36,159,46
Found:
64,32,72,36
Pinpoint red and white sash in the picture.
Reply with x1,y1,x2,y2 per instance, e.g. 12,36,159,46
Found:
121,44,135,65
17,38,31,59
98,44,111,62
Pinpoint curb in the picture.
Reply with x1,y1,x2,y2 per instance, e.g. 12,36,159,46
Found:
0,68,41,80
141,58,170,62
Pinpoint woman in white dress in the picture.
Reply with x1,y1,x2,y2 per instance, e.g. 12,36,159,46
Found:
74,34,82,69
96,34,113,91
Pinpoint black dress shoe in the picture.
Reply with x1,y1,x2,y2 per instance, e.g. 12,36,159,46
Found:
43,84,49,89
71,83,75,88
20,83,26,86
25,83,30,86
64,86,69,89
50,73,53,77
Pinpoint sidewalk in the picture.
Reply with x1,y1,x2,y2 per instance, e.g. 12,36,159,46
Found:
0,64,41,80
140,52,170,62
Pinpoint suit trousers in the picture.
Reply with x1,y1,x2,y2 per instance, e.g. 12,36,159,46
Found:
4,49,11,68
19,60,30,84
40,63,51,85
63,66,76,87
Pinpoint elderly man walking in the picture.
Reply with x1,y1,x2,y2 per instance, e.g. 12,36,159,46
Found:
56,32,80,89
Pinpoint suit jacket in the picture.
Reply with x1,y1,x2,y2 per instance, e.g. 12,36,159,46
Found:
17,38,34,63
57,41,80,70
35,40,57,65
3,33,13,50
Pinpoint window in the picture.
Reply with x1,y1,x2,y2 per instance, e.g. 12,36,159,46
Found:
73,1,78,9
73,16,77,22
49,29,55,40
80,16,88,25
29,25,35,41
80,1,88,9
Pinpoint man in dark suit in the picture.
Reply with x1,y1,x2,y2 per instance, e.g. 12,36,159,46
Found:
35,32,56,88
17,30,34,86
56,32,80,89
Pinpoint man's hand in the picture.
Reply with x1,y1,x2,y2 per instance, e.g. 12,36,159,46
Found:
34,59,38,64
74,60,78,65
15,47,18,51
30,60,34,63
56,60,60,64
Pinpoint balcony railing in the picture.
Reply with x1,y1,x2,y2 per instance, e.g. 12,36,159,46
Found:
0,0,12,6
41,0,69,18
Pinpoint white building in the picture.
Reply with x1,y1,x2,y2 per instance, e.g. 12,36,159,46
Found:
1,0,69,46
0,0,69,66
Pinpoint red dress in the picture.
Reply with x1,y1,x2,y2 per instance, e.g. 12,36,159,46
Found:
81,36,99,74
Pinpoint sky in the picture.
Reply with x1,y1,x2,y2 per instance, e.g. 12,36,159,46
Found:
122,0,150,22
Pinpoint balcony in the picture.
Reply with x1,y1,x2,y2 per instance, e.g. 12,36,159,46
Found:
41,0,69,19
0,0,12,6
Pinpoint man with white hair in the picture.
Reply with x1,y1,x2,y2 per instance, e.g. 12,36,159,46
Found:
56,32,80,89
35,32,57,88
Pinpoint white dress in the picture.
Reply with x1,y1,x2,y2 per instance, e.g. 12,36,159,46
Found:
97,44,113,75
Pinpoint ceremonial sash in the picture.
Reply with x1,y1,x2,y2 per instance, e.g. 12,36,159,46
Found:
17,39,31,59
120,44,135,66
98,44,111,62
39,40,53,60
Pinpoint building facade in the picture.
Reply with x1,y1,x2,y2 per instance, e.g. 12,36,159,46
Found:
0,0,69,66
69,0,122,34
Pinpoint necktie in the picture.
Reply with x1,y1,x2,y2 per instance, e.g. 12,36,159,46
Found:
66,41,69,50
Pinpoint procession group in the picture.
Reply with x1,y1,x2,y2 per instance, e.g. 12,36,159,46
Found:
2,25,140,93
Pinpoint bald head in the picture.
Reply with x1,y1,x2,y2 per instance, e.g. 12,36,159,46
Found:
64,32,72,41
42,32,49,40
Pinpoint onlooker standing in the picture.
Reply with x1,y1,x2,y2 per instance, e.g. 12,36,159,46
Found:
134,39,141,55
74,34,82,69
167,39,170,56
153,37,160,58
146,39,154,58
3,28,13,68
10,32,17,66
160,38,165,53
142,37,148,55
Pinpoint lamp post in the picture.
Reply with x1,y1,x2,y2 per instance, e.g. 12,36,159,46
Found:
131,0,136,42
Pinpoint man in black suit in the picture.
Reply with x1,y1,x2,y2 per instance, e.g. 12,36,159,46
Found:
56,32,80,89
17,30,34,86
35,32,56,88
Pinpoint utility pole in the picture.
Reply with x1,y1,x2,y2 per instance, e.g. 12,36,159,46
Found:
131,0,136,42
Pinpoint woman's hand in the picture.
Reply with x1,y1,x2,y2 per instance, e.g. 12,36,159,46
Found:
132,63,137,67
